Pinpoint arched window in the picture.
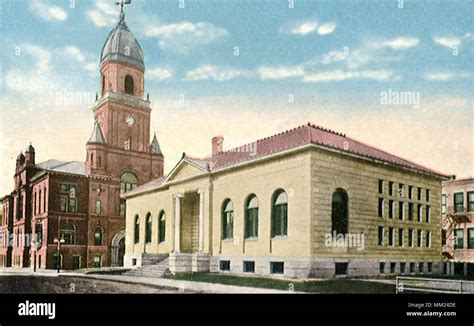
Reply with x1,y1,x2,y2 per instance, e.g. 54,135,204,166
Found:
332,188,349,234
91,153,94,166
245,194,259,239
134,215,140,244
98,156,101,167
271,189,288,237
120,172,138,193
158,210,166,243
145,213,152,244
94,227,103,246
222,199,234,240
60,223,76,245
101,74,105,95
124,75,134,95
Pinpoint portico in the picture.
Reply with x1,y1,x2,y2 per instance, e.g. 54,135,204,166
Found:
170,189,210,273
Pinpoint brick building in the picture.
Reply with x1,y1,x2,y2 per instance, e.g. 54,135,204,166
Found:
442,177,474,276
0,10,163,270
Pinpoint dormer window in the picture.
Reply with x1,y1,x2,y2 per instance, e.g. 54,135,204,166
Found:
124,75,134,95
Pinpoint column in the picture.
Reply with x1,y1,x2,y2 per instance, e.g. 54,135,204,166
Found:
173,192,184,253
197,189,205,252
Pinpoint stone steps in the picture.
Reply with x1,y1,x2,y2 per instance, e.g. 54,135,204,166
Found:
124,255,171,278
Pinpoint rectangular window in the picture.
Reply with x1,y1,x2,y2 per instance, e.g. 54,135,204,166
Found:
378,180,383,194
468,228,474,249
399,202,404,220
389,181,394,196
389,227,394,246
426,189,430,202
335,262,348,276
379,262,385,274
441,194,447,214
408,186,413,199
454,229,464,249
417,230,422,247
378,226,384,246
68,198,77,213
426,231,431,248
408,229,414,247
390,262,396,274
417,188,422,201
400,262,406,274
417,204,422,222
35,223,43,244
59,197,67,212
95,200,101,215
468,192,474,212
389,200,394,219
442,229,447,246
93,256,102,268
398,184,404,198
419,262,424,273
219,260,230,271
270,262,284,274
398,228,404,247
409,262,415,273
428,262,433,273
408,203,414,221
378,198,384,218
119,199,126,217
243,261,255,273
454,192,464,213
426,206,430,223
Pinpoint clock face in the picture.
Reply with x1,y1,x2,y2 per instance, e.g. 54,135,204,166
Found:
125,115,135,126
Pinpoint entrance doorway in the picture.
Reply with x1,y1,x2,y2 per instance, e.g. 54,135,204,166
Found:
111,230,126,266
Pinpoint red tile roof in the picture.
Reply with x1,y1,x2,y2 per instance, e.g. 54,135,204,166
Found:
127,122,451,196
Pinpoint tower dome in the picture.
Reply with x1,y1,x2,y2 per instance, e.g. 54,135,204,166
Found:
100,15,144,71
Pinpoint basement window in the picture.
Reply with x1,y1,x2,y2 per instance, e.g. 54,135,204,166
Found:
219,260,230,271
270,262,284,274
243,261,255,273
335,262,348,276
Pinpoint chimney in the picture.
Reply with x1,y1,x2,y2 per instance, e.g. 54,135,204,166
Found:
212,136,224,156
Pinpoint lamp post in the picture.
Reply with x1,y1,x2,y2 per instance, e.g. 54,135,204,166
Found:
53,237,65,273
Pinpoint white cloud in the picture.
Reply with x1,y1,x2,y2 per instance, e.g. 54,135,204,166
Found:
424,72,473,81
87,0,118,28
145,22,228,54
29,0,68,22
290,21,319,35
433,36,461,49
286,20,336,36
4,44,57,93
257,66,304,80
185,65,246,81
84,63,97,72
147,68,173,80
303,69,393,83
63,46,86,62
371,37,419,50
317,23,337,35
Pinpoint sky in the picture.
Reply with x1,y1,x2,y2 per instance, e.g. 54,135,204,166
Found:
0,0,473,194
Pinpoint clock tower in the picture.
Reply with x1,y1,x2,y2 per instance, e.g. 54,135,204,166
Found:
86,6,163,180
84,3,163,266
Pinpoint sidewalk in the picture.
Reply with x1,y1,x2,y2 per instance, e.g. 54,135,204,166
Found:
63,273,294,293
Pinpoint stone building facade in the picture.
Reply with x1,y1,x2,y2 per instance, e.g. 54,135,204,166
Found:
124,124,451,278
0,11,163,270
442,178,474,276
